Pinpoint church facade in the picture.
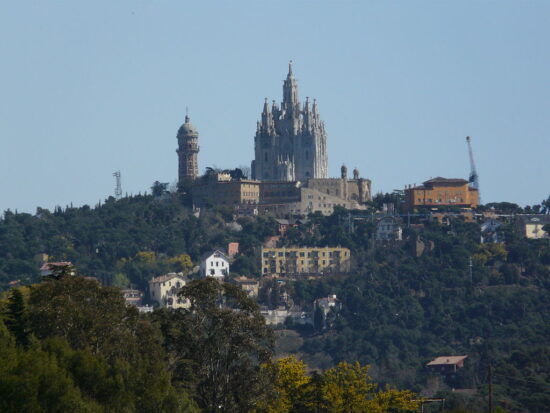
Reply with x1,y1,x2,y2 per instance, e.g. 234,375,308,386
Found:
251,62,328,182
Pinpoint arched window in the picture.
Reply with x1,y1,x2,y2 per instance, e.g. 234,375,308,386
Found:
264,152,268,161
305,150,309,160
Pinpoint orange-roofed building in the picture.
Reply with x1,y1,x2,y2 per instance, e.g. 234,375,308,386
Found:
404,177,479,212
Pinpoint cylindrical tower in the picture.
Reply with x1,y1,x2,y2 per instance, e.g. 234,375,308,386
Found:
176,115,199,183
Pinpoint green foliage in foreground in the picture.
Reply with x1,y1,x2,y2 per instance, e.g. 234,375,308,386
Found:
0,277,420,413
0,277,198,413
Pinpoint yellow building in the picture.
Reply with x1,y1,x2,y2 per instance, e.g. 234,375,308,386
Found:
404,177,479,212
261,246,351,276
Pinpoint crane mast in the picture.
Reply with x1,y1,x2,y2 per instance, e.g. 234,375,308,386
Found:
465,136,480,202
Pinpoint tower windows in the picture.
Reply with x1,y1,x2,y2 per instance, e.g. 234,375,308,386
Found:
305,150,309,160
265,152,268,162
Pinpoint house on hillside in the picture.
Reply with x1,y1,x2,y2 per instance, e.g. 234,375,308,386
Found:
314,294,342,329
516,215,550,239
200,249,230,279
121,289,143,307
227,242,240,258
234,276,259,298
376,216,403,241
480,218,502,243
149,272,190,309
426,355,468,375
261,246,351,276
40,261,75,277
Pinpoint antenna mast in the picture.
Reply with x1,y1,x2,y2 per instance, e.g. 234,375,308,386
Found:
113,171,122,199
466,136,480,202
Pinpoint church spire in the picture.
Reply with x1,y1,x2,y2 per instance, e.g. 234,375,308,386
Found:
282,60,299,113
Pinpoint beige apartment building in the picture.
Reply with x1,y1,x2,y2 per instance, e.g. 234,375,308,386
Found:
261,246,351,276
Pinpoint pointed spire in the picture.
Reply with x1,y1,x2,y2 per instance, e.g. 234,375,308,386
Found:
282,62,299,114
185,106,189,123
263,97,269,113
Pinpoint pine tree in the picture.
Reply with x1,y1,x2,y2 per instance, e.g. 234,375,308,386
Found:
4,288,29,347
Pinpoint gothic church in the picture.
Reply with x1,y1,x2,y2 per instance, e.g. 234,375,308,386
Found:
251,62,328,181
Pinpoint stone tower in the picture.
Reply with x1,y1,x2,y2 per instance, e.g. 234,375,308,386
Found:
251,62,328,181
177,114,199,183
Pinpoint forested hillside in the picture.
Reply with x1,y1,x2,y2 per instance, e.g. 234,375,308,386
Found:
1,193,550,412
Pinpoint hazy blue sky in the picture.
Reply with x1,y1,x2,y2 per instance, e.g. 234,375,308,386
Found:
1,1,549,213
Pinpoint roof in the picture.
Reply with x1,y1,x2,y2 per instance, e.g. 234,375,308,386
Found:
149,272,188,284
275,218,291,225
40,262,73,271
423,177,469,185
426,355,468,366
377,216,402,225
200,249,229,262
516,214,550,224
234,276,259,285
177,115,198,137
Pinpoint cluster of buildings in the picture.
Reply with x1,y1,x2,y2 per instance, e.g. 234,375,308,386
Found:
120,62,549,321
177,63,371,217
175,63,492,220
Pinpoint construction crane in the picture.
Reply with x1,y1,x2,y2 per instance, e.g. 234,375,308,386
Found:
465,136,480,202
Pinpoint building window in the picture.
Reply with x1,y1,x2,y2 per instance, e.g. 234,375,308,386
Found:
305,150,309,160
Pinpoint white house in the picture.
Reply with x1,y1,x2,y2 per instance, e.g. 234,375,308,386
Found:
149,272,190,309
200,249,230,279
376,216,403,241
314,294,342,329
314,294,341,316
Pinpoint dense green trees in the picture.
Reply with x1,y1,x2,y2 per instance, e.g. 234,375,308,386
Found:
0,277,198,412
0,194,278,290
154,279,274,413
1,192,550,412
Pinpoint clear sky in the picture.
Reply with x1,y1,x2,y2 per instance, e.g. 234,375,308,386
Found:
1,1,549,214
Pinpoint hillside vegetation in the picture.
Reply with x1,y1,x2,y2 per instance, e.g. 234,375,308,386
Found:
1,193,550,412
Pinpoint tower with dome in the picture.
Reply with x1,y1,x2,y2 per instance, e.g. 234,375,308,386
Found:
176,114,199,183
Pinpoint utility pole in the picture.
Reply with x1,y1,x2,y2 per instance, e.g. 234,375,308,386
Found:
488,363,493,413
469,256,473,284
